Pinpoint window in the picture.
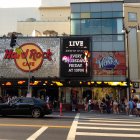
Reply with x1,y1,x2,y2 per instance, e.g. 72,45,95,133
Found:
90,19,101,34
128,12,137,21
91,12,101,18
20,98,34,104
81,19,91,35
102,19,113,34
71,20,80,35
113,12,123,17
81,13,90,18
71,13,80,19
102,12,112,18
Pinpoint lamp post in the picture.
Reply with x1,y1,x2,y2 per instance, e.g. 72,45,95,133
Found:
122,24,140,101
10,33,31,96
123,27,131,100
16,46,31,96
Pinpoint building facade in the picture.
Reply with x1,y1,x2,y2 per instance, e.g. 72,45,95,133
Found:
0,0,140,111
123,2,140,99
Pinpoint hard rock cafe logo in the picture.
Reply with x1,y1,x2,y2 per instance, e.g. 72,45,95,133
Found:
4,43,53,72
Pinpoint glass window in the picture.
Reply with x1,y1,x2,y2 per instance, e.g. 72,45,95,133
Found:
128,12,137,21
101,12,112,18
71,4,80,12
101,18,123,34
112,3,123,11
81,13,90,18
90,3,101,12
101,3,112,11
71,13,80,19
116,19,123,34
80,4,90,12
71,20,80,35
92,35,101,42
102,35,112,41
90,19,101,34
113,42,124,51
81,19,90,35
101,19,113,34
113,12,123,17
112,35,124,41
91,12,101,18
21,98,34,104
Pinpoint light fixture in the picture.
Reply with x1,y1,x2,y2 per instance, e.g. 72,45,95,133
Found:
6,82,12,86
18,81,25,85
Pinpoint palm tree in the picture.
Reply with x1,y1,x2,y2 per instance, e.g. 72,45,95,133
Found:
43,30,58,36
7,32,23,37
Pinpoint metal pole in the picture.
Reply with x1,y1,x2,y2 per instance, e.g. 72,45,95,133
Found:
126,31,131,100
16,43,31,96
27,69,31,95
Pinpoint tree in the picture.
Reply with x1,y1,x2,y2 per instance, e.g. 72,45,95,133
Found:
43,30,58,36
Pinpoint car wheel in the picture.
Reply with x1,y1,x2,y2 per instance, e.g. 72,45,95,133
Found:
32,108,42,118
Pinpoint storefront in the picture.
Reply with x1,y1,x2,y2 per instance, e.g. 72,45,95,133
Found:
0,35,127,111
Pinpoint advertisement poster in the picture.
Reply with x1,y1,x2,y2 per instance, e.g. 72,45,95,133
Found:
92,52,126,76
61,37,91,78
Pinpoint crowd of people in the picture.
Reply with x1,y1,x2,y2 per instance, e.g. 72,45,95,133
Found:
83,97,140,117
0,95,140,117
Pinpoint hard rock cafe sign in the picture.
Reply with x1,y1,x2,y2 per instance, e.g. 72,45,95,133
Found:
4,43,53,72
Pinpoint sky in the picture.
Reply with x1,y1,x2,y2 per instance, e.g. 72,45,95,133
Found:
0,0,41,8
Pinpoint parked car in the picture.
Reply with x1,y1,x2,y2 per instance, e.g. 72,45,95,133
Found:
0,97,52,118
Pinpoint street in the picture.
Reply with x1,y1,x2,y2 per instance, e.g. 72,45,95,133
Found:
0,112,140,140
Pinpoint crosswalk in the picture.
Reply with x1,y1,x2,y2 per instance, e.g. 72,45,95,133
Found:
67,113,140,140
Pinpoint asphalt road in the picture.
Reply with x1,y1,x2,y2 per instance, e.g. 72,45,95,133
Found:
0,112,140,140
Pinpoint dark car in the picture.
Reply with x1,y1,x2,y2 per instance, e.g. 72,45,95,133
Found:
0,97,52,118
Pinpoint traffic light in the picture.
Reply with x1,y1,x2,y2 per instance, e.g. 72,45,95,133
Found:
10,33,17,48
131,89,136,93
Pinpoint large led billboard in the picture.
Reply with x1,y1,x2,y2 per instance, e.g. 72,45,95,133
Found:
60,37,91,78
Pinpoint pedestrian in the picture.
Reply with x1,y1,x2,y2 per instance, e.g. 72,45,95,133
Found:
88,99,92,112
124,98,129,115
83,97,88,111
113,99,119,114
46,96,50,109
99,98,106,113
136,100,140,117
72,97,77,112
128,99,134,116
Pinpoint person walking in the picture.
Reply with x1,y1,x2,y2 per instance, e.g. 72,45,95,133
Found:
128,99,134,116
136,100,140,117
113,99,119,114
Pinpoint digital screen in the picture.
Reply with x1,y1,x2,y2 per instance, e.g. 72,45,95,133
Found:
92,52,126,76
60,37,91,78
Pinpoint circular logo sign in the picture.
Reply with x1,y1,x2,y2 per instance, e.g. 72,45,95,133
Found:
14,43,43,72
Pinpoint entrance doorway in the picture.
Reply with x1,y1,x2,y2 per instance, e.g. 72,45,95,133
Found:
32,86,59,106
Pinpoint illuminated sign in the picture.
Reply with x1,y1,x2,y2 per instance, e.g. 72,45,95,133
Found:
4,43,53,72
92,52,126,76
60,37,91,77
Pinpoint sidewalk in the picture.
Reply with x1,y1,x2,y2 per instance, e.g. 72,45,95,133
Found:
47,110,140,119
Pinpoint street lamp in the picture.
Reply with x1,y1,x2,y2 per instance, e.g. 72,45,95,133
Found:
10,33,31,96
16,46,31,96
122,24,140,100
